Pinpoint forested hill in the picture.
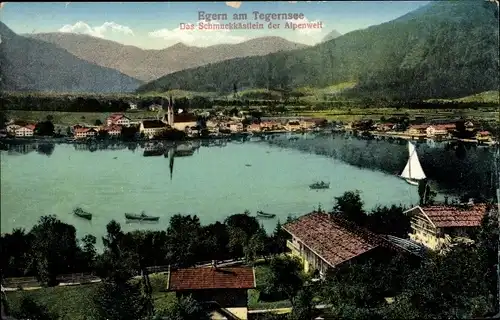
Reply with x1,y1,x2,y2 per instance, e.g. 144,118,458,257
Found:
137,1,499,100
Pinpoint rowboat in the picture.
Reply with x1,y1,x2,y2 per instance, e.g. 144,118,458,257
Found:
256,211,276,219
125,211,160,222
309,181,330,190
73,208,92,220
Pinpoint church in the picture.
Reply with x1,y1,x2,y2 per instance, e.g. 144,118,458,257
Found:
163,98,199,132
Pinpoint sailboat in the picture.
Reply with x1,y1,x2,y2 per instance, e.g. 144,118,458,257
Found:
400,141,426,186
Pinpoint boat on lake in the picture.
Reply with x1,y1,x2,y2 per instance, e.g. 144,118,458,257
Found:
73,207,92,220
256,211,276,219
309,181,330,190
125,211,160,221
400,141,426,186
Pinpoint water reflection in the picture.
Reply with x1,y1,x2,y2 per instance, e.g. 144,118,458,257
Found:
0,133,495,197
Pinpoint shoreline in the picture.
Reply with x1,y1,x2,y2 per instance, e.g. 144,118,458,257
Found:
0,131,295,145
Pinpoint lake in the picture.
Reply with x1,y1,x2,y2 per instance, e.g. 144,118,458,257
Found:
1,136,430,246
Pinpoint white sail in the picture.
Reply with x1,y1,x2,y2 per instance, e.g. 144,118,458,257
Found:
400,142,426,180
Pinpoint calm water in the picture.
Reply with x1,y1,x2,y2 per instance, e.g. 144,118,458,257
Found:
1,139,421,246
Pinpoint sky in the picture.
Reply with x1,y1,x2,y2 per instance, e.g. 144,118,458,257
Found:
1,1,430,49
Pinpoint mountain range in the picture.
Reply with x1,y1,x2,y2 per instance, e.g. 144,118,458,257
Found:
0,22,142,93
23,33,308,83
138,1,499,100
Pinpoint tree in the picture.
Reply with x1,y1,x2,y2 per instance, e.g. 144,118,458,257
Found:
264,256,305,306
96,220,139,283
97,129,110,140
289,285,316,320
366,205,411,237
45,114,54,121
1,228,33,277
34,121,55,136
94,119,103,126
270,220,289,255
92,280,147,320
332,190,367,226
244,226,268,263
10,296,56,320
0,110,7,129
225,211,261,258
154,295,210,320
28,215,79,286
391,245,493,319
199,222,229,261
418,179,436,205
166,214,202,267
79,234,97,272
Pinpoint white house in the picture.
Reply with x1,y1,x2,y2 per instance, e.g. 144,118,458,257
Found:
14,124,36,137
139,120,169,139
426,125,449,138
74,128,97,139
106,114,131,127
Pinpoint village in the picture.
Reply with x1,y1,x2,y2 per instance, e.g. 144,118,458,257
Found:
0,103,497,145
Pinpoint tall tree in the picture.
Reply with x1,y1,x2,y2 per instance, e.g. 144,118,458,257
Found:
166,214,202,267
28,215,79,286
332,190,367,226
264,256,305,306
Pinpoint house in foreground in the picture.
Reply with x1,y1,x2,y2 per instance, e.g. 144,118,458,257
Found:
404,203,490,250
167,264,256,320
282,211,412,278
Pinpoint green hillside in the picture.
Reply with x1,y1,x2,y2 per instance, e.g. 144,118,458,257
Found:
137,1,499,101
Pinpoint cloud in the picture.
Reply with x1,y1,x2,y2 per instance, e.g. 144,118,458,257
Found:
58,21,134,38
225,2,242,8
286,17,324,36
284,16,325,45
149,21,247,47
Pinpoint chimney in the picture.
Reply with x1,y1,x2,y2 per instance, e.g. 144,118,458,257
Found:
467,198,474,206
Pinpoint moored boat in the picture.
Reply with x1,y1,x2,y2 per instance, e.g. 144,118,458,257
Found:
125,211,160,221
309,181,330,189
73,207,92,220
257,211,276,218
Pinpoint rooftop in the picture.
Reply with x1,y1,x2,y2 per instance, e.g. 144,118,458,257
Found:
168,266,255,291
407,204,489,228
282,211,382,267
142,120,168,129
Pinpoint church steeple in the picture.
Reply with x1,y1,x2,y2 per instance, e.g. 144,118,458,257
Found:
167,95,174,126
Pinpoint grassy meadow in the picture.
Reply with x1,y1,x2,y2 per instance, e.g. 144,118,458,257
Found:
4,262,297,319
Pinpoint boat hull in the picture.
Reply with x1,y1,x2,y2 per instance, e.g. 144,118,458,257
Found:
75,213,92,220
404,178,420,186
125,214,160,221
256,211,276,219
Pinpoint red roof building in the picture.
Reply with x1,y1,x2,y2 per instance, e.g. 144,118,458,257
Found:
167,266,256,320
167,266,256,291
282,211,397,276
405,204,490,250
